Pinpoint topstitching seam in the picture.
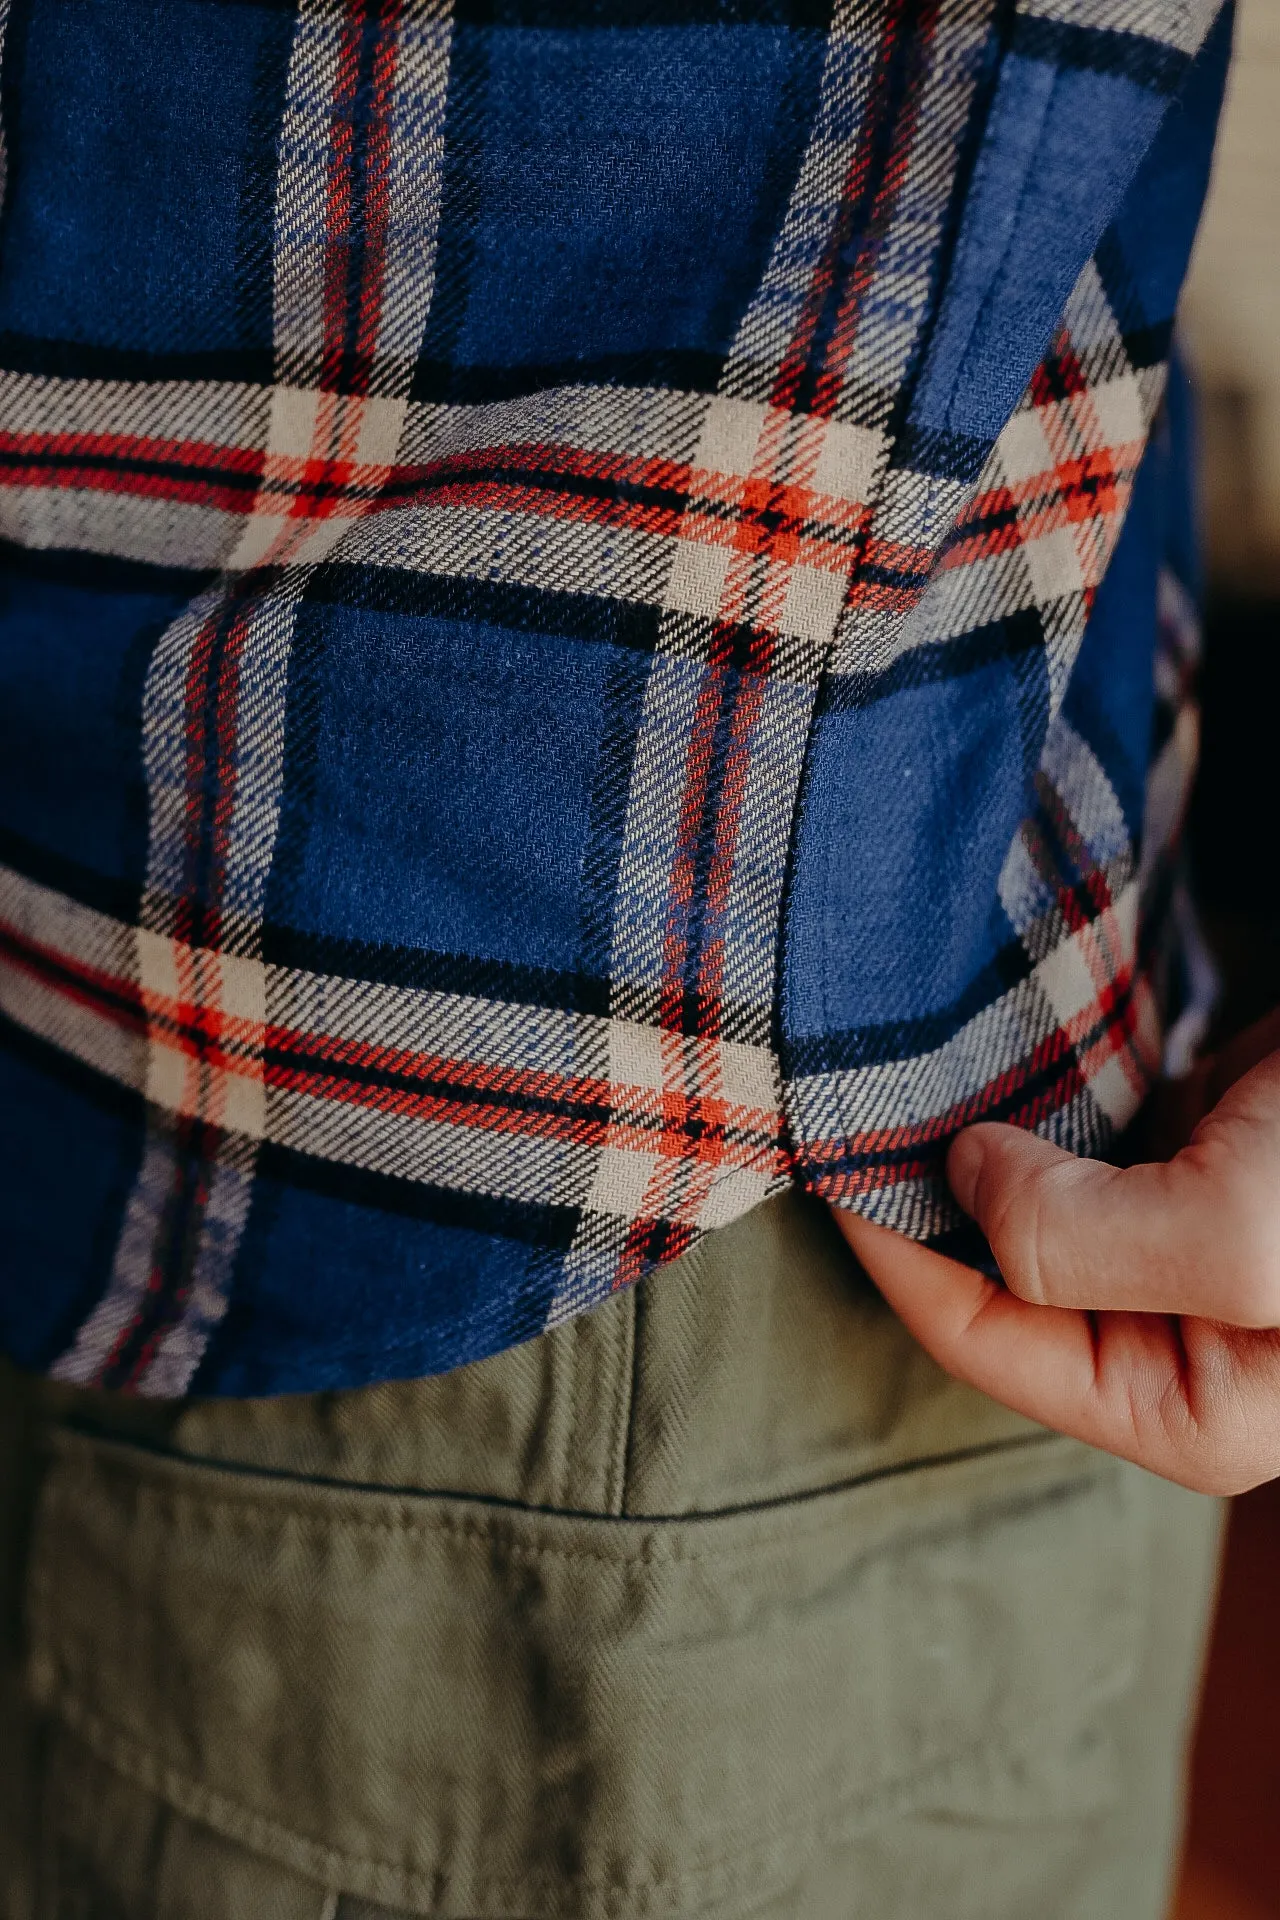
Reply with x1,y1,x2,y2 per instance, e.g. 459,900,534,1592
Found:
43,1426,1077,1559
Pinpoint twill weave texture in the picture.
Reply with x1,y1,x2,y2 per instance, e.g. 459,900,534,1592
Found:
0,0,1228,1392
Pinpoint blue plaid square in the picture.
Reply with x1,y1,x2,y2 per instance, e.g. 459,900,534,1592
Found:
267,589,622,968
414,11,830,398
0,0,295,377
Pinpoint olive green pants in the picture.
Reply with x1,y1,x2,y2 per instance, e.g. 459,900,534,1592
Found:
1,1193,1222,1920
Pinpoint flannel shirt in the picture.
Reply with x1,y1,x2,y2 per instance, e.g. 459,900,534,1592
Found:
0,0,1229,1395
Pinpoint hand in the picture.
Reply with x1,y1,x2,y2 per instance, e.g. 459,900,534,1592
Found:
831,1010,1280,1495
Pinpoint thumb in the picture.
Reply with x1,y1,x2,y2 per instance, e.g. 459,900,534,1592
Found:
949,1104,1280,1321
943,1122,1270,1318
947,1126,1120,1308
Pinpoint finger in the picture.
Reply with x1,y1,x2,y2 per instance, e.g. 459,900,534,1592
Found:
834,1209,1280,1493
946,1116,1280,1323
835,1207,1104,1433
840,1205,1105,1420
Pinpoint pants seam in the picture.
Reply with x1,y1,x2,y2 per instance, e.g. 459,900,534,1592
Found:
600,1282,632,1519
37,1426,1073,1549
618,1274,647,1519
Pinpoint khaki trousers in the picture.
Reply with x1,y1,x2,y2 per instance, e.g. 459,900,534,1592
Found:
0,1193,1222,1919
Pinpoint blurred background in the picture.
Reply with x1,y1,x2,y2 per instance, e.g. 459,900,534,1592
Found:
1170,0,1280,1911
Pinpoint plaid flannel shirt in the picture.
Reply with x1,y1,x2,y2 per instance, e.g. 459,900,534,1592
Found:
0,0,1229,1395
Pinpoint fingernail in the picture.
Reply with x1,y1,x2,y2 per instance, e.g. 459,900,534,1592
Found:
947,1131,984,1218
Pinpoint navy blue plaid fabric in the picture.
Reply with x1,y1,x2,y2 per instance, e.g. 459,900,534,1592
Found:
0,0,1229,1394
